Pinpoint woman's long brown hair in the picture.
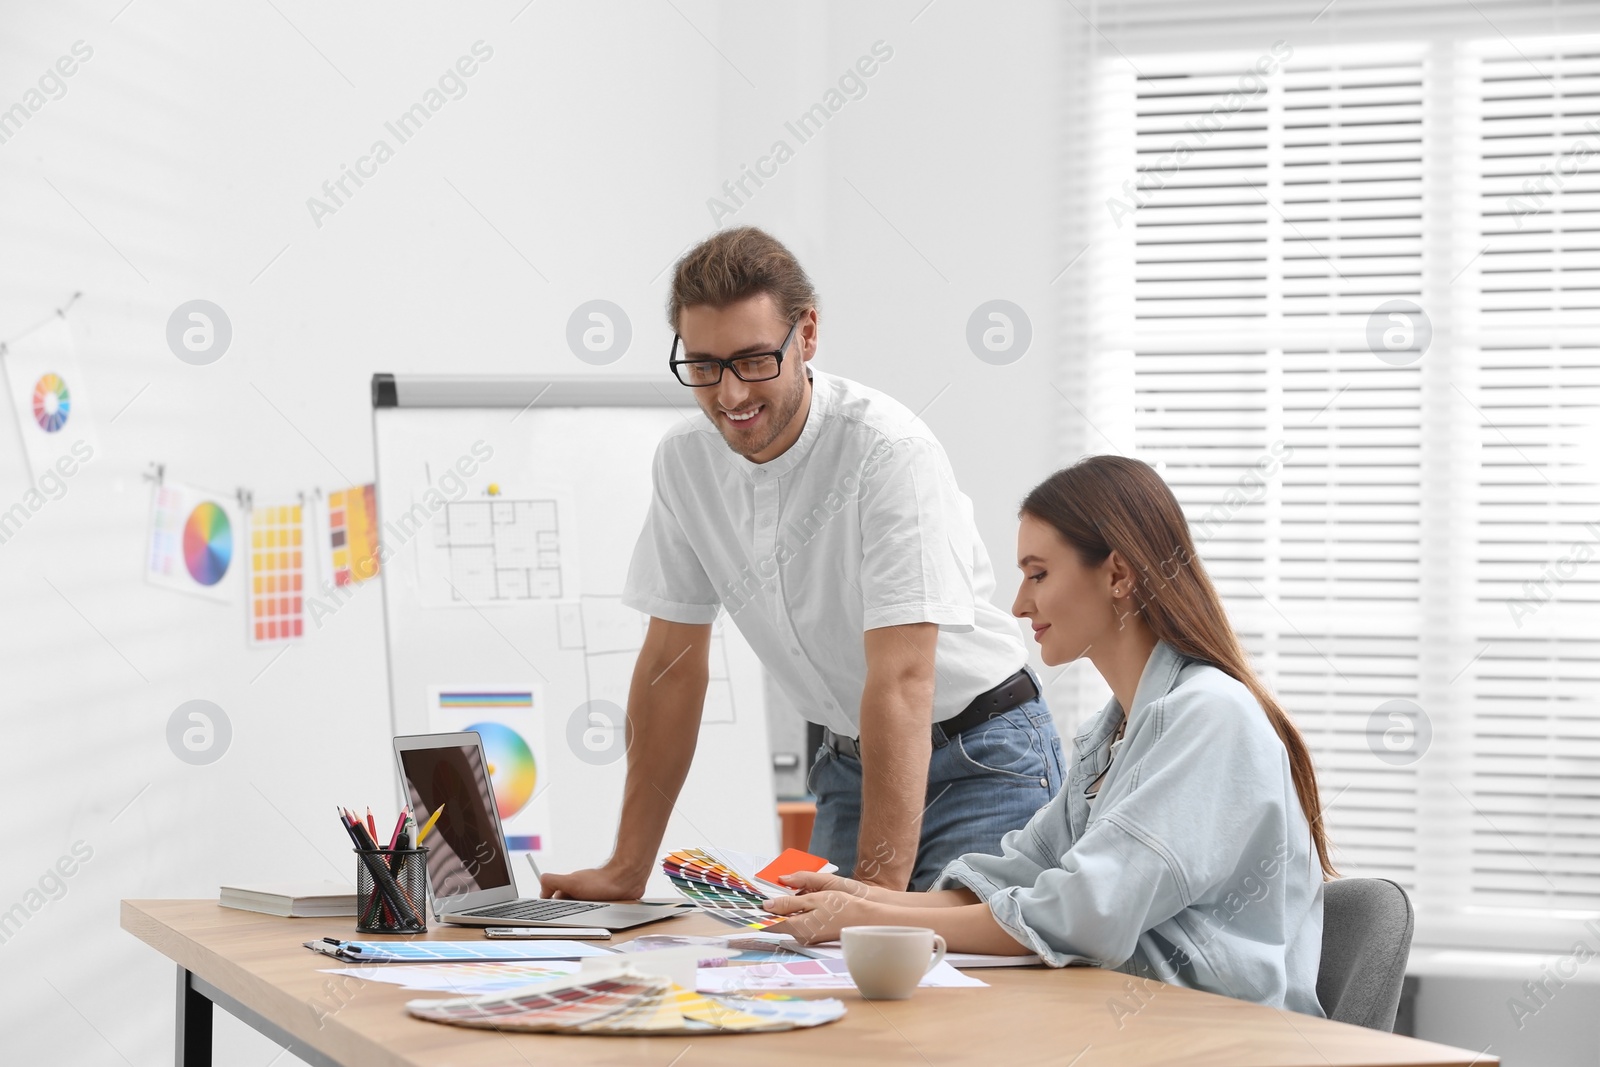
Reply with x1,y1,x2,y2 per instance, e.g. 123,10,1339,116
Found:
1022,455,1336,879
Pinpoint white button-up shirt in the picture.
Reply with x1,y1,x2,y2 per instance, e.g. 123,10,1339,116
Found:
622,369,1027,736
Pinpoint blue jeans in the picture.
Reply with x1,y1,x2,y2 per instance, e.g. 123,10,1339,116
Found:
807,688,1065,891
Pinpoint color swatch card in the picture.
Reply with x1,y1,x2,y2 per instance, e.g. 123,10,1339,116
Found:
756,848,834,887
319,484,380,586
696,956,987,993
0,316,98,488
305,939,612,963
617,933,807,966
247,502,307,645
146,481,239,602
405,965,845,1034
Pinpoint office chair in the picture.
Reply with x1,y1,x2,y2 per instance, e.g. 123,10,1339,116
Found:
1316,877,1415,1031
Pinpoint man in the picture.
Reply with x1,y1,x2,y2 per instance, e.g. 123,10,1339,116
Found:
541,226,1063,896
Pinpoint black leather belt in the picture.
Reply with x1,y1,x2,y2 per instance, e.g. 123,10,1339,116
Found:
823,667,1039,760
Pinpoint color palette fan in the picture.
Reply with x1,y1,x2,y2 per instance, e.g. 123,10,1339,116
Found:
405,965,844,1034
661,849,786,930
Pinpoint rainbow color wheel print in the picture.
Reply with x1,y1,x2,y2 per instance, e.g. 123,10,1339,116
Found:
468,721,537,820
32,373,70,433
183,502,233,586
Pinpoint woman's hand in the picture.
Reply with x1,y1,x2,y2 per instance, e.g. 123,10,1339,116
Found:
762,885,886,944
775,870,884,901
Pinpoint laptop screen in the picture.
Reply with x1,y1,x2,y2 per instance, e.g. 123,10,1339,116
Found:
395,734,514,910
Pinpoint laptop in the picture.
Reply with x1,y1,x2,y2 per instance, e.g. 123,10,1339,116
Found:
393,731,691,929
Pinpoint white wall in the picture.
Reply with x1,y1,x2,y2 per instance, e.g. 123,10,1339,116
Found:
8,1,1593,1065
0,2,1089,1063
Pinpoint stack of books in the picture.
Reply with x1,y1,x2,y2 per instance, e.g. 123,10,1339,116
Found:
219,881,357,918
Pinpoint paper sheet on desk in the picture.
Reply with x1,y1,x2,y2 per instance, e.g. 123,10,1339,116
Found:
322,961,580,994
796,943,1052,968
615,932,807,965
328,956,987,996
695,957,986,992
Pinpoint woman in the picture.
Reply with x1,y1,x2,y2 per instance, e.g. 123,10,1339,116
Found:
766,455,1331,1016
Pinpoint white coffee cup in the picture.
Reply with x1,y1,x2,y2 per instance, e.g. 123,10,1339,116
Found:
840,926,948,1000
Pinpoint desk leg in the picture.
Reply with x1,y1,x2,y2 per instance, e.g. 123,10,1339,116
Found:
168,965,345,1067
175,966,213,1067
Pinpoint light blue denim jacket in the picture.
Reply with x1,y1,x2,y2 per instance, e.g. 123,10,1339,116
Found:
932,640,1326,1016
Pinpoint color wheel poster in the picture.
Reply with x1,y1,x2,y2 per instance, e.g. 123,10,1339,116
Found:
1,317,99,487
146,481,240,602
428,685,549,856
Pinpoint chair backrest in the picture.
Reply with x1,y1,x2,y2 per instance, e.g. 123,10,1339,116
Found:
1316,877,1415,1030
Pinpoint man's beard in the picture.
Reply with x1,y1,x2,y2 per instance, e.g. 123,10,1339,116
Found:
717,371,806,458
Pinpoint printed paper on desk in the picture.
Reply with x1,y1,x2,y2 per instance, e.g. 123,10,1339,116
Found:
795,943,1054,968
695,957,987,993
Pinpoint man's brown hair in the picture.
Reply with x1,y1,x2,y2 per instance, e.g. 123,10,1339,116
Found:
667,226,818,330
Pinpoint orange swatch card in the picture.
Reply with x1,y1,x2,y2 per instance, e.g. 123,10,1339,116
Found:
756,848,832,885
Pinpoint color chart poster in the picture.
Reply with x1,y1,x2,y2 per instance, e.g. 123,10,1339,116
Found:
319,484,380,586
428,685,550,856
247,502,308,645
145,481,239,602
1,317,99,487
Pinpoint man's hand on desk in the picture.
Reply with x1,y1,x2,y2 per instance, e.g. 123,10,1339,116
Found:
539,861,649,902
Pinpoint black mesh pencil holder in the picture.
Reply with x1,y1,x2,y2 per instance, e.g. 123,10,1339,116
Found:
354,848,429,934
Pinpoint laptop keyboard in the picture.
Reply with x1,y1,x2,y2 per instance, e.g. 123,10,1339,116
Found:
461,898,604,921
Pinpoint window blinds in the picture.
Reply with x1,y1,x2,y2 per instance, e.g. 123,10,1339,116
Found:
1459,38,1600,923
1089,30,1600,948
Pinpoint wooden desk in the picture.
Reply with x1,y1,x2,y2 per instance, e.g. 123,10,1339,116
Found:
122,899,1493,1067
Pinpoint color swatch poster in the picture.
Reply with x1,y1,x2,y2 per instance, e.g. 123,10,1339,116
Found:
146,482,240,602
319,483,380,586
1,317,99,487
247,502,308,645
429,685,549,856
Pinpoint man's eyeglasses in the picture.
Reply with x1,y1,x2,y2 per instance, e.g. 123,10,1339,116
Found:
669,321,798,388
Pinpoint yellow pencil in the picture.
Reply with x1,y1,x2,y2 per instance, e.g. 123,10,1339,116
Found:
417,803,445,843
